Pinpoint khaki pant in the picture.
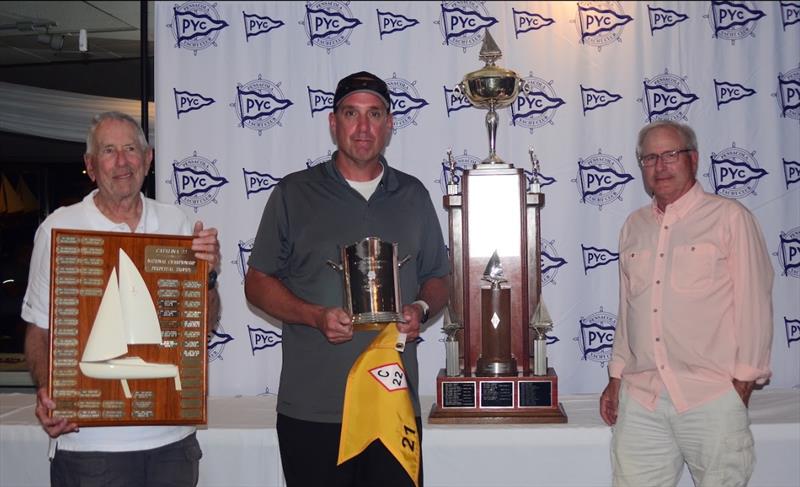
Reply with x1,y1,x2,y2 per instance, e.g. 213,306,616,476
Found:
612,388,754,487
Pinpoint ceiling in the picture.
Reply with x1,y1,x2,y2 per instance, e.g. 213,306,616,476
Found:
0,1,153,66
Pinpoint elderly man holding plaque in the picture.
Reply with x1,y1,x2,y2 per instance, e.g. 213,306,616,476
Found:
600,120,773,487
22,111,220,487
245,71,449,487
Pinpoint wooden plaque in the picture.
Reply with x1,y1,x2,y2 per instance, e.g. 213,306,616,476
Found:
47,228,208,426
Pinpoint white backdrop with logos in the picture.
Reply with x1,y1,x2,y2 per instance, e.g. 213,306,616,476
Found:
153,1,800,400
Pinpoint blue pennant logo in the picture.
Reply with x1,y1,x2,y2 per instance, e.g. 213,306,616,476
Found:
303,2,362,52
512,8,554,38
243,11,284,41
642,78,699,122
248,325,282,354
782,1,800,30
786,317,800,346
580,85,622,114
174,88,215,118
577,4,633,47
243,169,281,199
783,158,800,188
581,244,619,274
439,2,498,47
307,86,334,117
709,1,765,39
648,5,688,34
714,79,756,108
377,10,419,38
171,4,229,54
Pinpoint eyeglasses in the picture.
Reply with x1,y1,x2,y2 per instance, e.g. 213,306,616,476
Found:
638,149,692,168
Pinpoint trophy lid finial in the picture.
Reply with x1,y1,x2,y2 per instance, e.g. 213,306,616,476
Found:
478,29,502,66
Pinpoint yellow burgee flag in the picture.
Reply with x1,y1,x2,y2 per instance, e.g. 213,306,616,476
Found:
338,324,420,487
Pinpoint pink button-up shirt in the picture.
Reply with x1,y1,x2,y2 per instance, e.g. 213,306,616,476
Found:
609,182,773,413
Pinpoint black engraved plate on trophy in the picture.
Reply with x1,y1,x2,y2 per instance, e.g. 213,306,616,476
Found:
441,381,477,408
480,381,514,408
518,381,553,408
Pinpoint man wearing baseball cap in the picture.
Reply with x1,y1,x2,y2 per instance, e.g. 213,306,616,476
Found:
245,71,450,486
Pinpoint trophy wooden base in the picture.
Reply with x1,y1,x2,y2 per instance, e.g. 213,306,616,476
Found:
428,368,568,424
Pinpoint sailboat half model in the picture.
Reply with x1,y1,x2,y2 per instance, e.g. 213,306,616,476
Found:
79,248,181,398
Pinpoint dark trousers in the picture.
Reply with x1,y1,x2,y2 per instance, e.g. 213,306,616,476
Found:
276,413,424,487
50,432,202,487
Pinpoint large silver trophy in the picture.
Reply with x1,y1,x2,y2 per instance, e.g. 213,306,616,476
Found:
456,31,526,165
430,30,566,423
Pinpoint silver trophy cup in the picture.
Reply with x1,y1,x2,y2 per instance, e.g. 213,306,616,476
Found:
328,237,410,330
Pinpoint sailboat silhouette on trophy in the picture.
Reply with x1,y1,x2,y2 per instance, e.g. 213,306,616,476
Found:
78,248,181,399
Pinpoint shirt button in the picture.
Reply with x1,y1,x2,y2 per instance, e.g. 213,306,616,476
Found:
653,308,658,313
664,225,669,230
656,280,661,285
655,337,660,342
660,365,665,370
660,253,664,257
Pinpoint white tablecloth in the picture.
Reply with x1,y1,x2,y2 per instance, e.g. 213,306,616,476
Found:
2,390,799,487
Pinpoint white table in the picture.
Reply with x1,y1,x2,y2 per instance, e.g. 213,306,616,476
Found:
2,390,799,487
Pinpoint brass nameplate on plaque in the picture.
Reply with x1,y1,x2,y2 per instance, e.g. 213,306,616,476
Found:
47,229,208,426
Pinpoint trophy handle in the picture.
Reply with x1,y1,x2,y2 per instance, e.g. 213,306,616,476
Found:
519,78,531,96
326,260,342,271
398,255,411,267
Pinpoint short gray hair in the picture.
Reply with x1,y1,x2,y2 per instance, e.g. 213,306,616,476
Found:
85,111,149,155
635,120,698,160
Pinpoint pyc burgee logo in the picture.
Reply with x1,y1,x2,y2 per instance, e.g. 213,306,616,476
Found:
775,67,800,120
512,8,555,38
573,150,634,210
387,74,429,132
168,2,229,54
647,5,688,35
301,1,361,53
576,307,616,365
512,75,566,133
231,75,293,135
640,70,699,122
243,11,284,42
377,10,419,38
437,1,497,51
574,1,633,51
706,1,765,43
705,143,767,199
167,151,229,212
174,88,214,118
775,227,800,278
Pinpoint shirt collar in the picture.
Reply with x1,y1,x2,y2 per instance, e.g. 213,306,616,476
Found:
325,151,399,192
84,189,152,233
650,181,703,221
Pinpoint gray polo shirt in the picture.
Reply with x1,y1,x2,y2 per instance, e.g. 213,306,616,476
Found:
249,153,449,422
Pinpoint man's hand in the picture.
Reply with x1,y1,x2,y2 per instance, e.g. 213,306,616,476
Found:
599,377,622,426
397,303,424,342
732,378,755,407
191,221,220,266
315,307,353,344
34,387,78,438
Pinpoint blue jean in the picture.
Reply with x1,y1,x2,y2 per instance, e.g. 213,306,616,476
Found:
50,432,202,487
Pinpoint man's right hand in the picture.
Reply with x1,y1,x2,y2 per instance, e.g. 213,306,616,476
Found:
34,387,78,438
599,377,622,426
315,307,354,344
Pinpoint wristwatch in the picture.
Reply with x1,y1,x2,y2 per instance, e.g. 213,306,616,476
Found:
207,269,218,290
412,300,430,323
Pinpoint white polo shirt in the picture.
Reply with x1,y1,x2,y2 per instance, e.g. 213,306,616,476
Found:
22,189,195,452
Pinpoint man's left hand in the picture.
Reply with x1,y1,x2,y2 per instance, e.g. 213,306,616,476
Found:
732,378,755,407
397,304,423,342
192,221,220,266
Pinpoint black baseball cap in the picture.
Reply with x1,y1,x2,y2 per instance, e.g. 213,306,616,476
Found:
333,71,391,110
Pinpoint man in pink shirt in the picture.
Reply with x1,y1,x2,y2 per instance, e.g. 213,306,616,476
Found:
599,121,773,487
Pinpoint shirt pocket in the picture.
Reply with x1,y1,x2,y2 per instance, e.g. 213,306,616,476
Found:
670,243,716,292
621,249,652,297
